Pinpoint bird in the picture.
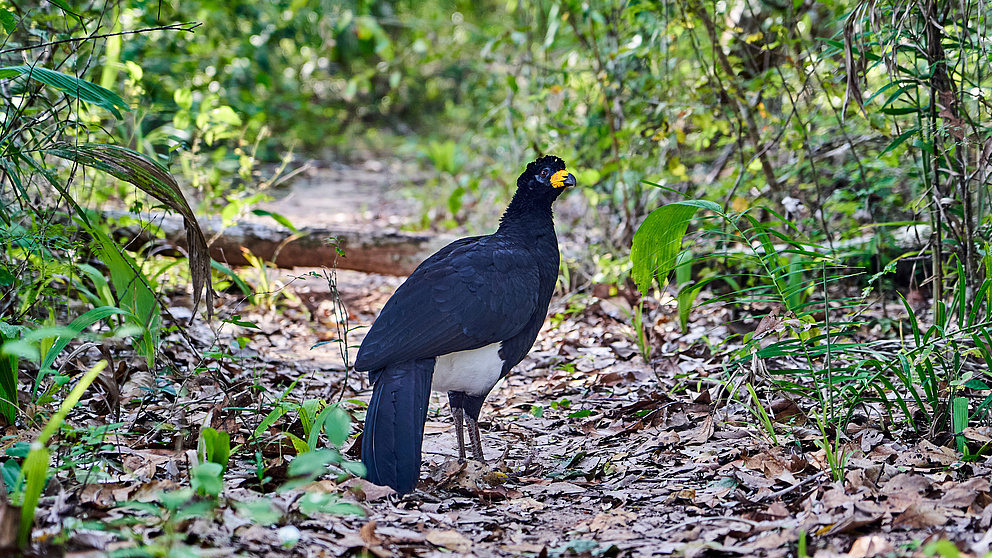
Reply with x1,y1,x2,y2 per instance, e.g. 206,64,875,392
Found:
354,155,576,494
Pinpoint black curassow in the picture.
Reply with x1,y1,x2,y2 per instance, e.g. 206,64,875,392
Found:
354,155,575,494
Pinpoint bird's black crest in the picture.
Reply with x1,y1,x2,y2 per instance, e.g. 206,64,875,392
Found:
525,155,566,176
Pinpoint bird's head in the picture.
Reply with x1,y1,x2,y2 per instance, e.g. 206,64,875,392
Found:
517,155,576,200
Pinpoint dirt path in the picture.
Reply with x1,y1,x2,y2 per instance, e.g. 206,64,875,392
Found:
250,159,425,230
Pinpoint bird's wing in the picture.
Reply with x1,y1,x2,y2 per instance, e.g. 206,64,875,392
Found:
354,235,541,371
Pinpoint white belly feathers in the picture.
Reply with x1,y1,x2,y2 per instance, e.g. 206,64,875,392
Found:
432,342,505,396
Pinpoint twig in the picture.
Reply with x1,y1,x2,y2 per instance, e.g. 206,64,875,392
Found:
760,470,829,501
0,22,201,55
660,516,760,534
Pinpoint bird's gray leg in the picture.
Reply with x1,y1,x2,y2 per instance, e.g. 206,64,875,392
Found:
451,405,467,459
466,415,486,463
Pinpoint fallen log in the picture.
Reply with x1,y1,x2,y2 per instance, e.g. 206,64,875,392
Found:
111,211,453,276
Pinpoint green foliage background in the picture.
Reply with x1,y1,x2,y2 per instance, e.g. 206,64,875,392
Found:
99,0,959,246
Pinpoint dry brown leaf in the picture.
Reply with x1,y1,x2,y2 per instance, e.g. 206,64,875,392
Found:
375,526,426,543
588,509,637,532
359,521,381,546
744,528,797,551
824,512,883,535
341,478,396,502
132,479,180,502
121,454,156,482
753,307,783,338
892,503,948,529
822,487,856,509
939,477,990,509
545,481,586,495
426,530,473,553
687,414,715,445
745,448,787,478
880,473,930,495
423,420,449,435
847,535,894,558
961,426,992,444
770,398,804,423
673,488,696,501
0,497,18,550
916,440,959,466
79,483,135,508
859,429,884,453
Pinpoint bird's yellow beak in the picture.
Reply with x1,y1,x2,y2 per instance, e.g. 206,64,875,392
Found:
551,170,577,189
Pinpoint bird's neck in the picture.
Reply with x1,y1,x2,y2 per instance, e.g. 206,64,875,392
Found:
496,193,556,236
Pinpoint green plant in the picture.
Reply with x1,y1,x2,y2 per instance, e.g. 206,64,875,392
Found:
631,193,992,462
633,302,651,362
14,360,107,548
923,538,964,558
110,488,215,555
252,450,272,491
743,383,779,446
308,265,358,402
238,247,304,311
197,427,231,472
631,200,881,454
84,221,161,366
0,10,213,343
797,530,809,558
0,307,144,411
190,462,224,498
56,422,128,484
282,399,353,455
675,251,702,334
245,393,364,483
0,321,21,424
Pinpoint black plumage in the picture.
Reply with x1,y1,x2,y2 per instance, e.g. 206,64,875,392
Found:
355,155,575,494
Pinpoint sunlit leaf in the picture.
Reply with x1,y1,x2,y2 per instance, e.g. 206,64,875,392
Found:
631,200,721,294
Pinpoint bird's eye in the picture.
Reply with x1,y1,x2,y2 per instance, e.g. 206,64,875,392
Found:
540,169,548,178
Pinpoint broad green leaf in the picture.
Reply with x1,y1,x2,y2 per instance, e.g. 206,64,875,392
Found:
253,405,289,439
881,127,920,155
309,404,351,450
212,260,253,297
285,449,338,488
631,200,721,294
0,8,15,34
84,224,160,367
252,209,299,232
0,326,18,423
191,462,224,497
284,432,310,455
198,427,231,471
0,65,129,118
952,397,969,453
18,444,48,547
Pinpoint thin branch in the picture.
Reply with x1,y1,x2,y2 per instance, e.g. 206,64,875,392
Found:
760,470,829,501
0,22,201,55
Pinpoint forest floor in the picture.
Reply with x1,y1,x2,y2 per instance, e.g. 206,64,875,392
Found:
22,160,992,558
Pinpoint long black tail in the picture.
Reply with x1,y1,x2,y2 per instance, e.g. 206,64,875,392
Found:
361,358,434,494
